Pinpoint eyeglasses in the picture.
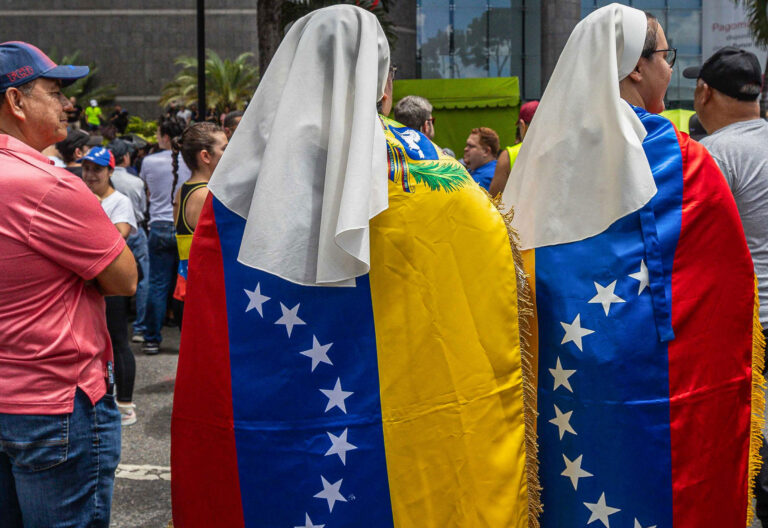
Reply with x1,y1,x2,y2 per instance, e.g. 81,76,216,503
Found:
389,65,397,80
647,48,676,68
426,117,435,125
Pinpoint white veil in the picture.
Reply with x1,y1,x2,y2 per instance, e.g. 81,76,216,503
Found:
501,4,655,250
208,5,390,286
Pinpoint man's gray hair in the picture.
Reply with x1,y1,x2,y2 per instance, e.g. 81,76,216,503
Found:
394,95,433,131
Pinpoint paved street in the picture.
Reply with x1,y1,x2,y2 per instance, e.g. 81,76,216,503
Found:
111,326,180,528
108,322,767,528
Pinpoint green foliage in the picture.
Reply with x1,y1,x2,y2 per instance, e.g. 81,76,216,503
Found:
124,116,158,143
282,0,397,51
47,49,117,106
409,159,470,193
738,0,768,47
160,50,259,112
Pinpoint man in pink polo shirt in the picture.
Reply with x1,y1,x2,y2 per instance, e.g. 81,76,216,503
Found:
0,42,137,527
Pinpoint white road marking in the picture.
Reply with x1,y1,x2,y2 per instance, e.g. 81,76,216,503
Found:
116,464,171,481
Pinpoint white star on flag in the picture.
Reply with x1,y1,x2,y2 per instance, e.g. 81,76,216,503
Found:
629,260,649,295
243,283,270,317
300,335,334,371
560,314,595,351
561,453,593,490
294,513,324,528
634,520,656,528
325,428,358,465
584,492,621,528
588,280,625,315
319,378,353,414
274,302,306,337
549,404,577,439
313,476,347,512
549,357,576,392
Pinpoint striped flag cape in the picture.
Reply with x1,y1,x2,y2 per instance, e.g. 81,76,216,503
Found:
526,107,764,527
171,116,539,527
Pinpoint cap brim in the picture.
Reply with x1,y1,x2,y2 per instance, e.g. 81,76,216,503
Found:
42,65,90,86
682,66,700,79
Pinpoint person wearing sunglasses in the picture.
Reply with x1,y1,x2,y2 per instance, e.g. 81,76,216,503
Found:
499,5,757,526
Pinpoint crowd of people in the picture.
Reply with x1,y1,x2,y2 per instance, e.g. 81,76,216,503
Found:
1,2,768,526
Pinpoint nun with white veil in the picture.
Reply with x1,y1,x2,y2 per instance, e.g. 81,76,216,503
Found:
500,4,760,526
172,5,537,527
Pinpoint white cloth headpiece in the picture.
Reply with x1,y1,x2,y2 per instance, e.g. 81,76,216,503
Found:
208,5,390,286
501,4,654,250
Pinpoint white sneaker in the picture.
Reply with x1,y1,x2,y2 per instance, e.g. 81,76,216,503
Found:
131,333,145,343
118,402,137,426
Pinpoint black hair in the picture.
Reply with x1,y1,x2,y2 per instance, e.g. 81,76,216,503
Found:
641,13,659,59
158,118,184,141
56,129,91,164
223,110,244,130
170,122,224,206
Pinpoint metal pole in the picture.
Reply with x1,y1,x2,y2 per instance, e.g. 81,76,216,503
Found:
197,0,206,119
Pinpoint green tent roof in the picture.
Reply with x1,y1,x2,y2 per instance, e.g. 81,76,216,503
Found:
392,77,521,156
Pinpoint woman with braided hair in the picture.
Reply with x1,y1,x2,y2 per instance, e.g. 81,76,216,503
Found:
139,118,189,354
171,122,228,321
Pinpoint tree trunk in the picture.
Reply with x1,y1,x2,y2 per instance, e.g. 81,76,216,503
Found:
257,0,284,78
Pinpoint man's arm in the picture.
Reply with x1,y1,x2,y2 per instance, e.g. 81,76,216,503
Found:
96,245,137,296
489,149,511,198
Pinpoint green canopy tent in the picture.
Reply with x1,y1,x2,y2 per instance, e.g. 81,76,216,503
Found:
659,108,695,134
392,77,521,157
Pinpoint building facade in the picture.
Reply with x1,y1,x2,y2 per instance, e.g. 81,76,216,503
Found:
0,0,259,119
397,0,706,108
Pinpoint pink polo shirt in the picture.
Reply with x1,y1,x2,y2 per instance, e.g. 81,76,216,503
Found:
0,134,125,414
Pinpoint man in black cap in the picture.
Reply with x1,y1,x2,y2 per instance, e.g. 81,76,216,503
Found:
685,46,768,527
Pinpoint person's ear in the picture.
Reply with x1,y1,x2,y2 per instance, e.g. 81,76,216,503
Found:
4,88,26,120
200,149,212,166
627,61,644,82
700,82,713,105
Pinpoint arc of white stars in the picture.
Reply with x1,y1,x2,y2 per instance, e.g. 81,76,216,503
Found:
583,492,621,528
319,378,353,414
560,314,595,352
313,476,347,512
325,428,358,465
294,513,324,528
634,520,656,528
629,260,649,295
274,302,306,337
243,283,270,317
561,453,593,490
588,280,625,316
300,335,333,371
549,404,577,439
549,357,576,393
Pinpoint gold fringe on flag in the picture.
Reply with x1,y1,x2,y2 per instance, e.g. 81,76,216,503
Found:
492,193,543,528
747,280,766,526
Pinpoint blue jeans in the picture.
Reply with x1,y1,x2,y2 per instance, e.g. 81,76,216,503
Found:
127,227,149,335
0,389,121,528
145,221,178,343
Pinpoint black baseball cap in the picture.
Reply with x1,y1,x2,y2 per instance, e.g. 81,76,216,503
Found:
683,47,762,101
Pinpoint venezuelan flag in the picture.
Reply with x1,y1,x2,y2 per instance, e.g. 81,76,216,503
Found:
171,119,537,527
526,108,764,527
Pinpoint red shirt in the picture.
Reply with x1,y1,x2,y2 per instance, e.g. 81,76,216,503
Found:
0,134,125,414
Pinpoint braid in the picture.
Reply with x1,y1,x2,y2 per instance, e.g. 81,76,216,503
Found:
171,135,182,206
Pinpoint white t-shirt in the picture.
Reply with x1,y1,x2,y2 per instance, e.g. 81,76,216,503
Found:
101,190,137,236
140,150,191,225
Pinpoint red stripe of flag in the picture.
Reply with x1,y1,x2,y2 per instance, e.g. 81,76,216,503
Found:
171,194,245,528
668,130,754,526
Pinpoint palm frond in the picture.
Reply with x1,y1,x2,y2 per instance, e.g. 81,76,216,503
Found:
408,159,471,193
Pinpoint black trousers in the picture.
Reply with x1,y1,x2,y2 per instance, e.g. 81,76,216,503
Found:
105,296,135,403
